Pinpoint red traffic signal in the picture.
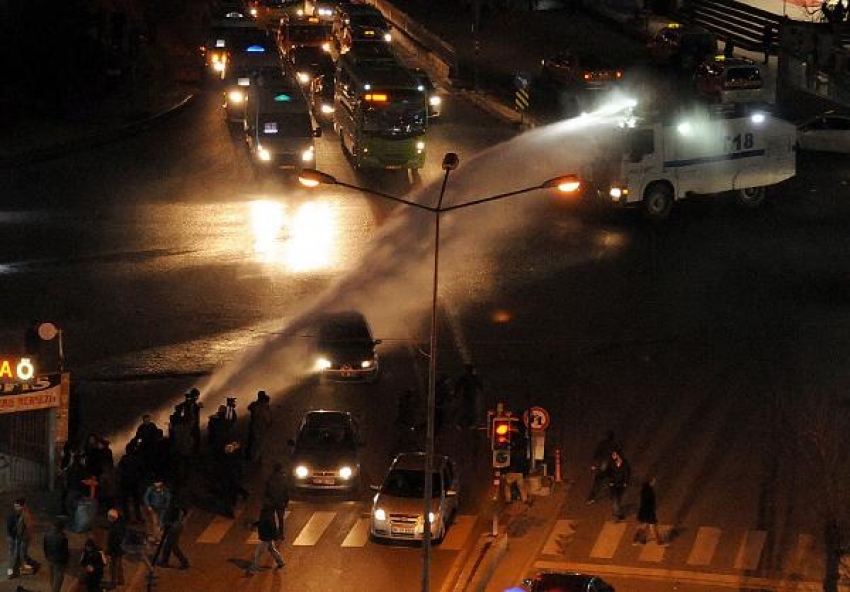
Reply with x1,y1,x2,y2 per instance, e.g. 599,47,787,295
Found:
491,417,512,451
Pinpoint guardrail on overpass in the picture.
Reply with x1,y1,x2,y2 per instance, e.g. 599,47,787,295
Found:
679,0,783,52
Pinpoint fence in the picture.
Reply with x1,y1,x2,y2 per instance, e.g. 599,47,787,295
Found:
679,0,783,51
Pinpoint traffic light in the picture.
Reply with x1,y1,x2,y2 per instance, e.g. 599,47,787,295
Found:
491,416,512,468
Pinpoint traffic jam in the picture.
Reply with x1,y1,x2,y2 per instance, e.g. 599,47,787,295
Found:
202,0,440,175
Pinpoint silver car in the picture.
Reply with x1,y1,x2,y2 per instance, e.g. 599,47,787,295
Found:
370,452,459,543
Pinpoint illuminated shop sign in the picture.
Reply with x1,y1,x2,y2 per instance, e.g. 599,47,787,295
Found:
0,356,36,383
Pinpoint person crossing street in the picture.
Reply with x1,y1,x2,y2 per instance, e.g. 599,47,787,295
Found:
607,450,631,522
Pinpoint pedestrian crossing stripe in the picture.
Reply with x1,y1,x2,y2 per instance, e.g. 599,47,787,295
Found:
292,511,337,546
341,517,370,547
197,507,245,544
590,521,626,559
687,526,720,566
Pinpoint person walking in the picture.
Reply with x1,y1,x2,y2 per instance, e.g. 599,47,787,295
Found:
105,508,127,588
6,497,36,579
42,519,69,592
587,430,619,505
607,450,631,522
247,391,273,464
454,364,484,428
79,538,106,592
246,505,285,575
142,478,172,544
502,413,529,504
263,462,290,533
762,24,773,64
633,477,667,546
158,506,190,570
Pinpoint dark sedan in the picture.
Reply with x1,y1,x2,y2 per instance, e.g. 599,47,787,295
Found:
313,311,380,383
288,410,362,492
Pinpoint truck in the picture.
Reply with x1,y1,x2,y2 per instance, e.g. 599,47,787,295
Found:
593,106,797,220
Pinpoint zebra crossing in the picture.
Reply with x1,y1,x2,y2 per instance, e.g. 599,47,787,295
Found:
540,518,823,579
190,503,478,551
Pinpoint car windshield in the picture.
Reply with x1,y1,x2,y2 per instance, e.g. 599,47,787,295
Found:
289,25,328,43
362,90,426,137
318,317,371,343
726,67,761,82
259,113,313,137
383,468,442,498
293,48,334,73
352,14,386,28
298,425,355,448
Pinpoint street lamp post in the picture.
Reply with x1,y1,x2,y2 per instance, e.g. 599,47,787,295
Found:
299,157,580,592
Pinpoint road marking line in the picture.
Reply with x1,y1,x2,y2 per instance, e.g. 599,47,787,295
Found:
441,515,476,551
687,526,721,566
341,517,371,547
197,508,243,544
541,519,578,556
638,524,672,562
292,511,336,546
532,560,829,591
734,530,766,570
590,521,626,559
246,510,291,544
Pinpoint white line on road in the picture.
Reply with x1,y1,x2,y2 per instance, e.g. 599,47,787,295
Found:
734,530,767,570
687,526,720,566
590,521,626,559
292,511,335,546
541,519,578,556
341,517,371,547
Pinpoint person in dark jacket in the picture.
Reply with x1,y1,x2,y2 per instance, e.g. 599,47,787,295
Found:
607,450,631,522
42,519,69,592
158,505,189,569
246,505,284,575
105,508,126,587
263,462,289,535
587,430,619,505
633,477,667,545
246,391,272,464
79,538,105,592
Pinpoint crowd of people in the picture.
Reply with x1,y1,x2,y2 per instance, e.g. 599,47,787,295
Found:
5,387,285,590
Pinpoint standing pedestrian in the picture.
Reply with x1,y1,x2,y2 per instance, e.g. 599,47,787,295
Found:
247,391,273,464
633,477,667,546
5,497,36,579
762,24,774,64
42,519,69,592
607,450,631,522
246,505,285,575
105,508,126,588
142,478,172,544
175,390,203,453
207,405,228,459
117,441,145,524
79,538,106,592
586,430,619,505
218,441,247,518
502,416,529,503
158,506,190,570
454,364,484,428
263,462,290,533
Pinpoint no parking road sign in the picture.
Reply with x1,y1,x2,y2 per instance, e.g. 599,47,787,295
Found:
523,406,550,431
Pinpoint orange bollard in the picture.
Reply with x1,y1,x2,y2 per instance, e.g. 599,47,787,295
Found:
554,448,562,483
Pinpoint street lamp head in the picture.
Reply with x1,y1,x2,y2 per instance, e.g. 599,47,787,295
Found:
441,153,459,171
298,169,337,188
542,174,581,194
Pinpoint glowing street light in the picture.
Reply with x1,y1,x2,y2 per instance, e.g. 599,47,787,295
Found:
299,155,579,592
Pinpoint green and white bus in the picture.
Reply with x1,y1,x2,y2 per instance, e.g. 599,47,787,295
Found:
333,47,427,170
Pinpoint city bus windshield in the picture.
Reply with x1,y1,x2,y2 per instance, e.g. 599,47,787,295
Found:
360,90,426,138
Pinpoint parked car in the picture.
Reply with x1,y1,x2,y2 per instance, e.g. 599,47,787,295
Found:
796,112,850,153
287,410,362,492
647,23,717,70
522,571,616,592
313,311,380,382
693,55,763,104
540,51,623,90
370,452,459,543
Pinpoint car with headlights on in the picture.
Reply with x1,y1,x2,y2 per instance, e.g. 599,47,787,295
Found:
540,51,623,91
521,572,615,592
313,311,380,382
288,410,362,492
277,13,334,57
370,452,458,543
287,45,335,87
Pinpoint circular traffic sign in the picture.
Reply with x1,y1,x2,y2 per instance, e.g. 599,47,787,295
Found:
523,406,550,431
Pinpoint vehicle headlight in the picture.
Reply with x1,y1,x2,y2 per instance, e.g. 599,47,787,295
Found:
295,465,309,478
374,508,386,521
213,62,226,72
212,53,222,63
321,103,334,114
429,96,441,107
315,357,332,370
609,187,622,199
250,7,258,16
415,141,425,153
339,466,353,479
258,145,272,161
297,71,311,84
383,32,392,42
301,146,315,162
428,512,436,524
321,42,331,52
228,90,245,103
360,360,373,369
319,7,332,15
